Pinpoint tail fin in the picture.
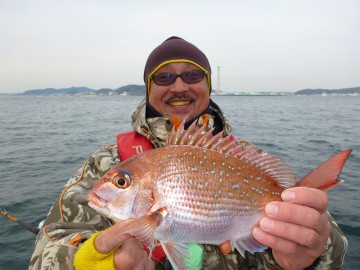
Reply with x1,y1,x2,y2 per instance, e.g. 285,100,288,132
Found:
298,150,352,191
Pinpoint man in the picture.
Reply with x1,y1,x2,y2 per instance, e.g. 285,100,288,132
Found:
30,36,347,269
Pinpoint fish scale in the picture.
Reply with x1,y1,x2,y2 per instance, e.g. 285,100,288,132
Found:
150,146,276,239
88,117,351,270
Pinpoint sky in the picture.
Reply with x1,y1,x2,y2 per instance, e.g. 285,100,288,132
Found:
1,0,359,93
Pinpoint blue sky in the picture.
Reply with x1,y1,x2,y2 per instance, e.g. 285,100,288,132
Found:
1,0,359,93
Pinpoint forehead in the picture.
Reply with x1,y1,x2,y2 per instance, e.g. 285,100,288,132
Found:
156,62,199,73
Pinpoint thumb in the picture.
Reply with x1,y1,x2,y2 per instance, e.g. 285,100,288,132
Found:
95,221,135,253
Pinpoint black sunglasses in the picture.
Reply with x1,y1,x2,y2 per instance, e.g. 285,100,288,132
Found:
151,70,207,86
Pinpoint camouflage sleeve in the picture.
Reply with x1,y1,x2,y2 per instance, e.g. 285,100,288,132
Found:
257,213,348,270
29,144,119,270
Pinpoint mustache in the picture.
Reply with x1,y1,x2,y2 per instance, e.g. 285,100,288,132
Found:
165,94,195,103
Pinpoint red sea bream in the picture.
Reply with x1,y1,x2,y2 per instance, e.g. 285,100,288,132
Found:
88,118,351,270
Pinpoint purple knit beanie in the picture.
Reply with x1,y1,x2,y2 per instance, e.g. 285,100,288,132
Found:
144,36,212,95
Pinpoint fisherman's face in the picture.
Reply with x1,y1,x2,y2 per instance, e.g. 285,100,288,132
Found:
149,62,210,122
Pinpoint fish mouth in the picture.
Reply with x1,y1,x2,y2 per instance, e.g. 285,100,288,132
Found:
88,190,108,208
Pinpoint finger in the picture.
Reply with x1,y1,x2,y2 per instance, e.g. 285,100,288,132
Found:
95,221,135,253
253,225,297,254
258,217,325,249
264,201,328,233
281,187,328,213
252,226,322,258
114,238,154,270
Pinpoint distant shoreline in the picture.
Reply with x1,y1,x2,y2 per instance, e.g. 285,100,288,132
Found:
1,85,359,96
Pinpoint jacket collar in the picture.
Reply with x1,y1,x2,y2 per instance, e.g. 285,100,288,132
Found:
131,97,232,148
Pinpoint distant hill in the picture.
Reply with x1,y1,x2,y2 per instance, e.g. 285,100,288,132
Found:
94,85,145,95
22,87,96,95
295,86,360,95
114,84,145,95
20,85,146,96
12,85,360,96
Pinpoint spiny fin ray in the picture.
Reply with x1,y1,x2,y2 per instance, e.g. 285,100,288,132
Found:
167,116,297,188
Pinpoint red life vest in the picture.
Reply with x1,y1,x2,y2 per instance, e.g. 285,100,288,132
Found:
116,131,166,262
116,131,154,160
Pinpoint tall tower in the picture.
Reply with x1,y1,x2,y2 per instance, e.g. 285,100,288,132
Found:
217,66,221,91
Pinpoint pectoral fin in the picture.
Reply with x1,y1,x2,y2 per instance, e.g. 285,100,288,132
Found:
161,241,189,270
115,214,158,250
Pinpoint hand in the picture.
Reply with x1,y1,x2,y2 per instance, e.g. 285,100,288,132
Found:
95,221,155,270
252,187,330,270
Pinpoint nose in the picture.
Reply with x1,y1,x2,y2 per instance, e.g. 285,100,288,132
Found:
171,76,188,92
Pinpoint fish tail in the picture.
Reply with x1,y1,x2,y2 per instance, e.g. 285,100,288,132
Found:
298,150,352,191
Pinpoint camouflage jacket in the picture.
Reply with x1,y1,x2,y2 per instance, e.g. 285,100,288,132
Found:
29,98,347,270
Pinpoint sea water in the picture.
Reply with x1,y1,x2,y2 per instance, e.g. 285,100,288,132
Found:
0,95,359,269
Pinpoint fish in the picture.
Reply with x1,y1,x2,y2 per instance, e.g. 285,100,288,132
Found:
88,117,351,270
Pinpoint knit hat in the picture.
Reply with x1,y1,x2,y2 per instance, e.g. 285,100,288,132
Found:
144,36,212,95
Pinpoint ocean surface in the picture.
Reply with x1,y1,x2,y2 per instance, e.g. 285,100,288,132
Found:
0,95,359,269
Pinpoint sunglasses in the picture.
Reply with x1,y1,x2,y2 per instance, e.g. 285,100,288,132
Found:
151,70,207,86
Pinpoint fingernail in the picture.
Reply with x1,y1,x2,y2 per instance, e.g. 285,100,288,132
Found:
252,227,265,239
260,217,274,229
282,190,295,202
265,203,278,215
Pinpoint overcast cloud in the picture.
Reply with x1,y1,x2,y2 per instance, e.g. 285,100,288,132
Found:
1,0,359,93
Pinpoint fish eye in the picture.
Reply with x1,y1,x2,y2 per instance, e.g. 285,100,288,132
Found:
112,170,131,189
117,178,126,186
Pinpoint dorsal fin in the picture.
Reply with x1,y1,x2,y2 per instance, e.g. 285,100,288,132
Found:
167,117,297,188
